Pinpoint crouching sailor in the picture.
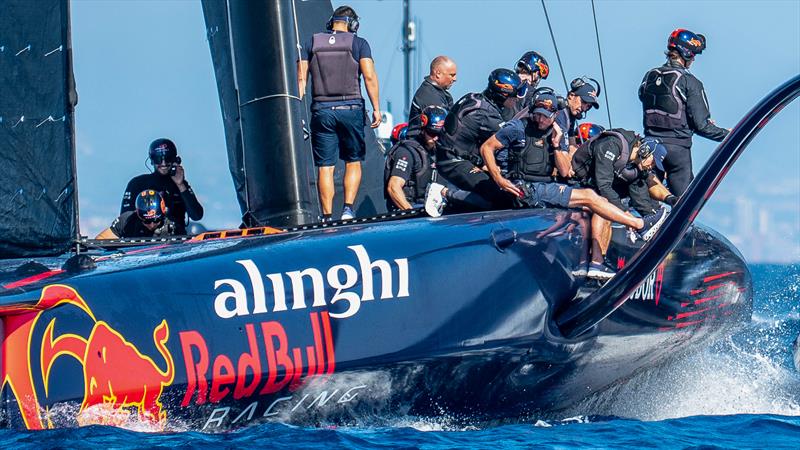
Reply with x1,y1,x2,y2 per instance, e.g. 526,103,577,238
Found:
480,92,669,248
384,106,447,211
97,190,175,239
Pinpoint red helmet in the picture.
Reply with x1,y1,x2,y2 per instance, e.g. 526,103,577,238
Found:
668,28,706,60
577,123,605,144
391,123,409,145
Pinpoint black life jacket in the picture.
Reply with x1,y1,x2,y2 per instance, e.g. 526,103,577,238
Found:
309,32,361,102
441,92,501,162
384,139,432,204
640,66,689,130
507,121,556,183
571,129,634,182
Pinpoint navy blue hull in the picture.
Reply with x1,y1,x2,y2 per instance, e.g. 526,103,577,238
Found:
0,209,750,431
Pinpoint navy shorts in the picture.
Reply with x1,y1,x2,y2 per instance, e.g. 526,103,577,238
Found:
310,106,366,167
522,181,573,208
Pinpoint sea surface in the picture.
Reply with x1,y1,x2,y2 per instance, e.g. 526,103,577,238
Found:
3,264,799,449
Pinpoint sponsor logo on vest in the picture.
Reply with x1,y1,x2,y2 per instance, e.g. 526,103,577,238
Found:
213,245,410,320
328,35,336,45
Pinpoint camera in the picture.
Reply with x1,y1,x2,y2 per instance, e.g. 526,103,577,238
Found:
169,156,182,176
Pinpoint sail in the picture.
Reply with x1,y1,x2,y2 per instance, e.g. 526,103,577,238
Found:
0,0,78,257
202,0,386,227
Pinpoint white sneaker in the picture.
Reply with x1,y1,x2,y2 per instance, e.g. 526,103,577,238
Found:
341,206,355,220
424,182,446,218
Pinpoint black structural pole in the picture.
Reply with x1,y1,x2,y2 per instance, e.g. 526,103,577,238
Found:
227,0,316,227
402,0,413,117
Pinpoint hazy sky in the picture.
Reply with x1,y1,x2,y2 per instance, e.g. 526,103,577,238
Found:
69,0,799,260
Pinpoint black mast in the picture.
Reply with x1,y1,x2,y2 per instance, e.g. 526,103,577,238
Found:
402,0,414,117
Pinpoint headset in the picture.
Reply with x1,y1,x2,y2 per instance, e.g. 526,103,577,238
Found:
531,87,568,111
569,76,602,97
326,13,359,33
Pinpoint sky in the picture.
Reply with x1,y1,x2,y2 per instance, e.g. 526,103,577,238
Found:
69,0,799,262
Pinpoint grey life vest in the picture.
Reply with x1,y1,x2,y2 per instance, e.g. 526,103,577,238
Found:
507,121,556,183
571,130,633,182
640,66,689,130
384,139,432,204
309,32,361,102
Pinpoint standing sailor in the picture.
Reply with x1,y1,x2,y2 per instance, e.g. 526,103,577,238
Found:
408,56,456,135
639,28,729,196
384,106,447,211
297,5,382,221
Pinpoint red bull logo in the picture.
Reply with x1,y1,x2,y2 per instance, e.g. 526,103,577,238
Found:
535,60,549,78
0,285,174,429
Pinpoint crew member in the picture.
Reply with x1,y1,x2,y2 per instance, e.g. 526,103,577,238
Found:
408,56,456,134
502,50,550,121
571,129,673,279
555,77,601,155
435,68,523,210
480,93,669,247
384,106,447,211
390,122,409,146
639,28,729,196
120,138,203,235
297,5,381,221
99,190,174,239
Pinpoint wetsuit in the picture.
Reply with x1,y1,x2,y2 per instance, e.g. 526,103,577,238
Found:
408,76,454,135
571,129,658,216
121,173,203,235
109,211,175,238
435,91,512,209
639,60,729,195
384,137,433,210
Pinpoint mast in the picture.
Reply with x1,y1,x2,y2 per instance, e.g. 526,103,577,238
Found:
402,0,415,117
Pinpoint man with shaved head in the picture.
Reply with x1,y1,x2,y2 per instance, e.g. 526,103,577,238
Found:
407,56,457,135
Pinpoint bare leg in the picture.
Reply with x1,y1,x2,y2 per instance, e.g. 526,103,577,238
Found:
343,161,362,205
590,214,609,264
318,166,335,215
569,188,644,230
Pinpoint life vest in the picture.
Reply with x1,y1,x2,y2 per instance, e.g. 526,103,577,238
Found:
640,66,689,130
384,139,432,204
442,92,500,162
571,129,633,182
507,121,556,183
309,32,361,102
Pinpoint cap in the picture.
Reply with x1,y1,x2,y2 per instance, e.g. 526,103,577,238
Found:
573,83,599,109
640,137,667,171
531,93,559,117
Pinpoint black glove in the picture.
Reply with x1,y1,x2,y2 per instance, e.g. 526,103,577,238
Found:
664,195,678,206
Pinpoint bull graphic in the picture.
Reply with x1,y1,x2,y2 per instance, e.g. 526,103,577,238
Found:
0,285,174,429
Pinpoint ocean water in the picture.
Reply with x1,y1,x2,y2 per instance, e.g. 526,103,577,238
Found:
3,264,799,449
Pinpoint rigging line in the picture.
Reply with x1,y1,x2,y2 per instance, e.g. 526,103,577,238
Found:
540,0,569,93
590,0,613,128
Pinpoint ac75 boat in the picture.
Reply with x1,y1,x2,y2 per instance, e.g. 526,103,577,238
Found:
0,0,797,432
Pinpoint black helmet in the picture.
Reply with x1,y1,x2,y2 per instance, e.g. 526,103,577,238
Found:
419,105,448,135
487,68,522,99
135,190,167,223
668,28,706,60
148,138,178,165
516,51,550,79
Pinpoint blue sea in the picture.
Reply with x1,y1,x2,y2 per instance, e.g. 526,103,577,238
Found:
3,264,799,449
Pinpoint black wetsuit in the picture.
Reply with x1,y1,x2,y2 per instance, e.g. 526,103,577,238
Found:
572,129,659,216
109,211,175,238
383,137,433,210
639,60,729,195
408,77,454,135
121,173,203,235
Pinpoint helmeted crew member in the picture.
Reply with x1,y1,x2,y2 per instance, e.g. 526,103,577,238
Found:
502,50,550,121
555,77,601,155
297,5,381,222
435,68,523,210
121,138,203,235
639,28,729,196
98,190,174,239
408,56,456,135
384,106,447,211
479,92,669,244
570,129,673,279
390,122,409,146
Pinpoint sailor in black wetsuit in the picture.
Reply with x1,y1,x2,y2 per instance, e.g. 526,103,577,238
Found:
98,190,174,239
555,77,601,156
435,68,522,210
121,138,203,235
384,106,447,211
639,28,730,196
502,51,550,121
407,56,456,135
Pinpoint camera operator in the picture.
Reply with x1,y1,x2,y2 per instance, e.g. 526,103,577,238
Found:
120,138,203,235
